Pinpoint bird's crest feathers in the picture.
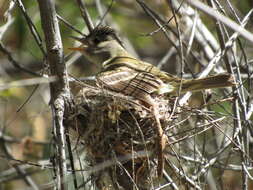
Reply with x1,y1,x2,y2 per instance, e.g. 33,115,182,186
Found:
88,26,124,48
89,26,116,38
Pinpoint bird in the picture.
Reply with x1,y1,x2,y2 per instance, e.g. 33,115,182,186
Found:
69,26,234,103
69,26,235,177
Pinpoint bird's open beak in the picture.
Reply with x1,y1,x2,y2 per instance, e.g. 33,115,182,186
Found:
68,47,86,51
69,36,88,51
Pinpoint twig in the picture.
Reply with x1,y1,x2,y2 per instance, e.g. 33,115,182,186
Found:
137,0,180,53
179,9,253,106
0,138,39,189
95,0,114,27
57,14,85,36
0,76,57,91
186,11,197,57
75,0,94,32
14,0,46,56
137,0,203,67
0,1,14,40
168,0,185,96
0,42,41,76
168,0,219,60
166,160,201,190
65,126,78,189
225,0,241,23
94,0,139,57
186,0,253,43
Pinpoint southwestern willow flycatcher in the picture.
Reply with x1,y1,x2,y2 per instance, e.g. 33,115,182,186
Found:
69,26,235,176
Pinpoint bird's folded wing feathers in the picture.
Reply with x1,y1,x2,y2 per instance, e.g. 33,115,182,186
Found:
96,66,172,104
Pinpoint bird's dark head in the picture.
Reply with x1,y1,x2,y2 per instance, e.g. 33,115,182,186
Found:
70,26,126,64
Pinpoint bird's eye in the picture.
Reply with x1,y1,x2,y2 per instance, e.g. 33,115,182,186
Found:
93,37,100,44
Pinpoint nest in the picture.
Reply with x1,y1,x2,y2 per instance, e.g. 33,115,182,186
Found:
66,82,176,189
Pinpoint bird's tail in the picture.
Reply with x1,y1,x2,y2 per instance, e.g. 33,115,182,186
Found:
179,74,235,93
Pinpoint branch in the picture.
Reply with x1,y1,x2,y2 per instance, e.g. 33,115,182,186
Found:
37,0,70,189
186,0,253,43
179,9,253,106
75,0,94,32
0,42,41,76
15,0,46,56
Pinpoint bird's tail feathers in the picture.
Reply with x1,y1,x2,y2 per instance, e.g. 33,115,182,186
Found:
179,74,235,93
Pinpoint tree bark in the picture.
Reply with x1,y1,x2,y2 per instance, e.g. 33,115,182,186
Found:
37,0,70,189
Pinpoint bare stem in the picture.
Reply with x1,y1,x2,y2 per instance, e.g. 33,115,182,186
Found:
37,0,70,189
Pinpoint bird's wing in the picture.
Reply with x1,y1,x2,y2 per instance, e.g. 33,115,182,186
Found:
103,56,182,83
96,66,165,104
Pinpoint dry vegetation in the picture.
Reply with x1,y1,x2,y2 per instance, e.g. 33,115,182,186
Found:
0,0,253,190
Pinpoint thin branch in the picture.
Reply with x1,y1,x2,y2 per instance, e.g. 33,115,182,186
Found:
57,14,86,36
186,11,198,57
95,0,114,27
94,0,139,57
168,0,185,96
0,42,41,76
186,0,253,43
14,0,46,56
0,1,41,76
137,0,203,67
75,0,94,32
65,126,78,189
166,160,201,190
0,1,14,41
137,0,179,52
0,137,39,189
168,0,219,60
0,76,57,91
179,9,253,105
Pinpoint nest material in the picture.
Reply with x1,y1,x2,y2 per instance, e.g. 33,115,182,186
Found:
67,82,175,189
